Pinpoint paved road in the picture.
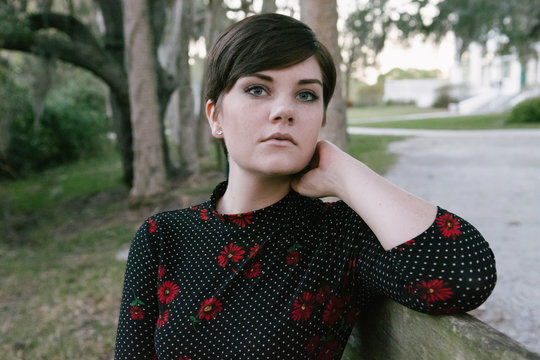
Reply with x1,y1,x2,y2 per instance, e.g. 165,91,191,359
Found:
349,127,540,353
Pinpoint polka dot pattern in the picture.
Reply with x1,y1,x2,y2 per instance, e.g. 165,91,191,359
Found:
115,182,497,359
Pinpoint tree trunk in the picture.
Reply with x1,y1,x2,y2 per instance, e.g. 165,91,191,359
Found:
123,0,167,203
300,0,348,150
261,0,277,13
95,0,134,186
148,0,177,178
175,0,199,175
196,0,228,157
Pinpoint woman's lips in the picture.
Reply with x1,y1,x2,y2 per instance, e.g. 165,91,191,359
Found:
262,132,296,145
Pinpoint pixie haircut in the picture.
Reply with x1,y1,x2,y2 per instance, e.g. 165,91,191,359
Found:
204,13,336,113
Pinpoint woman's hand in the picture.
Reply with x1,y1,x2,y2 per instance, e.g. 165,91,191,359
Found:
291,140,353,198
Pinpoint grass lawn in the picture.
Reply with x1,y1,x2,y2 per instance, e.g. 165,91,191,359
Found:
350,111,540,130
0,134,401,358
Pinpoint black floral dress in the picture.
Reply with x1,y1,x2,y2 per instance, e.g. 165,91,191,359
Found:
114,182,496,360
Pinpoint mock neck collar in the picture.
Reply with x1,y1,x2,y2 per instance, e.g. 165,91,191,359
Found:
205,181,304,230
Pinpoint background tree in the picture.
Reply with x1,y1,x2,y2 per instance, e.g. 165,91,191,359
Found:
175,0,199,175
123,0,167,203
0,1,133,183
342,0,390,105
398,0,540,86
195,0,229,158
300,0,348,150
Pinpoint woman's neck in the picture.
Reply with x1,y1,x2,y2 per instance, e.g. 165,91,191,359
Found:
216,171,292,214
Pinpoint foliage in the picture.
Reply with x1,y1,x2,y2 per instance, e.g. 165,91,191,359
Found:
353,82,384,107
343,0,390,68
0,62,31,162
432,92,457,109
405,0,540,63
508,97,540,123
4,69,110,177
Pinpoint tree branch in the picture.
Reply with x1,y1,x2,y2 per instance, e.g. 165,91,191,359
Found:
0,11,128,103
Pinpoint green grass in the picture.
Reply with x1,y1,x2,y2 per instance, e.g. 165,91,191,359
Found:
347,105,443,120
348,134,405,175
1,153,124,213
0,153,133,359
351,111,540,130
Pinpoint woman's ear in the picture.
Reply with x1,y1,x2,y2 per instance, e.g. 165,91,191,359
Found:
206,100,224,139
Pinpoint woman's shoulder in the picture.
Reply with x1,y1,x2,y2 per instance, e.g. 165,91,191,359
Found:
144,200,212,227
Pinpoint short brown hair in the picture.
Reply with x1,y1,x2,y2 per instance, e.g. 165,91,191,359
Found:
204,13,336,112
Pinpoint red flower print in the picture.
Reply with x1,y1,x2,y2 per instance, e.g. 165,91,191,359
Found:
405,284,415,296
158,265,166,279
398,239,415,251
321,201,335,213
318,339,339,360
323,296,345,325
416,279,454,303
158,281,180,304
342,258,357,289
130,306,144,320
200,208,209,220
148,218,157,234
435,213,462,240
198,298,223,321
213,210,225,222
157,309,169,328
305,335,321,354
315,285,330,305
286,250,300,265
243,262,262,278
291,292,314,322
218,243,245,268
345,308,360,327
249,244,262,259
228,212,253,227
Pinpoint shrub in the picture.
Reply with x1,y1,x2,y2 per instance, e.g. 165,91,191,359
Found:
432,93,457,109
5,71,110,177
508,97,540,123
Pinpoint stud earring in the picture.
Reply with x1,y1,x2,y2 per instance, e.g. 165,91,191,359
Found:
216,130,223,135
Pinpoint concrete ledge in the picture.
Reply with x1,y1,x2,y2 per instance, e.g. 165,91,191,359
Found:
344,298,540,360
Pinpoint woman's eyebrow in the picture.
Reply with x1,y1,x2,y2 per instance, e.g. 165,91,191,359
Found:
248,73,273,82
298,79,322,86
247,74,322,87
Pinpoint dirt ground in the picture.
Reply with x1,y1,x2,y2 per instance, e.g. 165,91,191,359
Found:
366,129,540,354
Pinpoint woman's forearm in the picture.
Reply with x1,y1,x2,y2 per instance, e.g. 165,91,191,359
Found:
334,154,437,250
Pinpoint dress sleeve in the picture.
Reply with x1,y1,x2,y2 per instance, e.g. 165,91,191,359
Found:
351,206,497,314
114,217,160,359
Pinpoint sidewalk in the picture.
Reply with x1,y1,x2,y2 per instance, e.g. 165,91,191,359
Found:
368,129,540,353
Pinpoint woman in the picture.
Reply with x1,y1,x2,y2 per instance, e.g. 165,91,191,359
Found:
115,13,496,360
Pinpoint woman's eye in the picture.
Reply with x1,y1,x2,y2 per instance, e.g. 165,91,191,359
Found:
246,86,267,97
297,91,318,102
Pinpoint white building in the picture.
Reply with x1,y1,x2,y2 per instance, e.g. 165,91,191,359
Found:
383,37,540,113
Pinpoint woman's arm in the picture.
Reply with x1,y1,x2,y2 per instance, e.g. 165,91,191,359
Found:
292,140,437,250
115,218,160,359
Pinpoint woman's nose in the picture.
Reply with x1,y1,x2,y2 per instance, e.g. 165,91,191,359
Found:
269,98,295,124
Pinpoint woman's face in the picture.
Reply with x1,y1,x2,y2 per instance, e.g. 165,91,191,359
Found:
207,56,324,178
